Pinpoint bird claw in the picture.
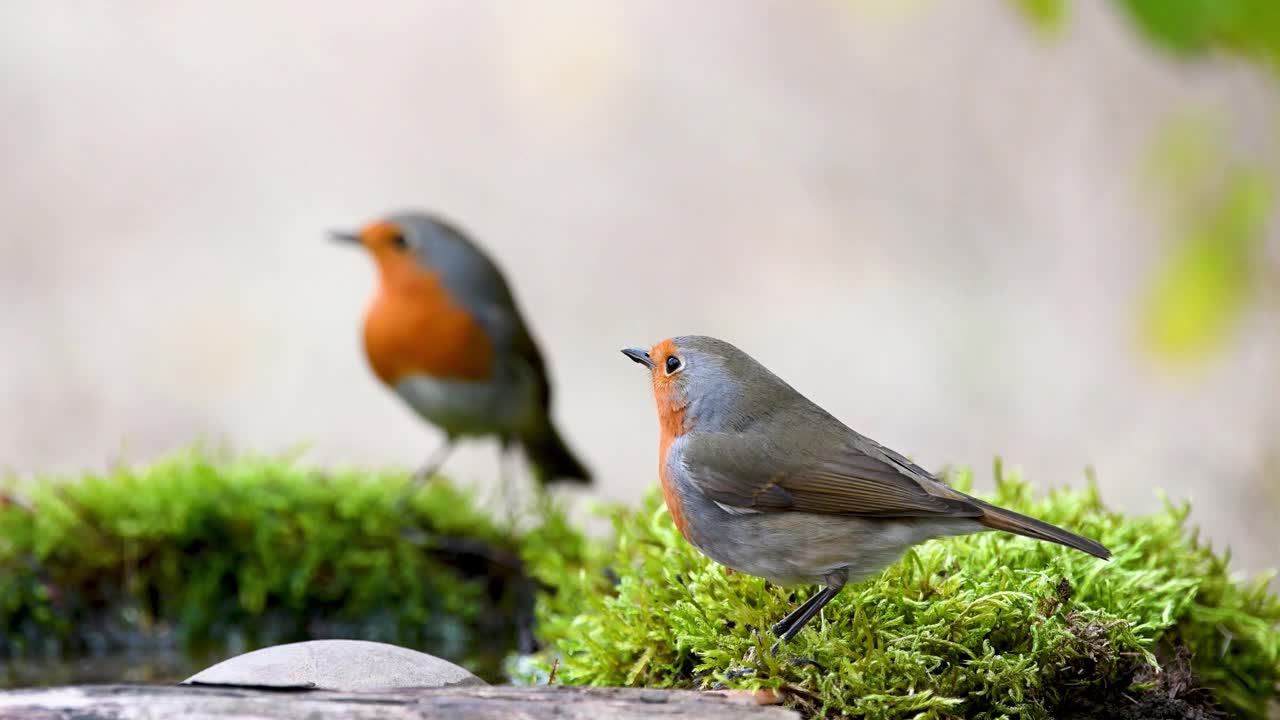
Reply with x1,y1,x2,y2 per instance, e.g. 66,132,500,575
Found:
769,639,782,657
790,656,823,671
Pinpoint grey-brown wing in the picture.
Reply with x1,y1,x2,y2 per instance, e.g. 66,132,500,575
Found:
680,431,981,518
468,299,553,409
416,216,558,412
512,323,553,409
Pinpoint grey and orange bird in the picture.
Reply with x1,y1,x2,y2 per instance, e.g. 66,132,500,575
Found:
332,211,590,487
622,336,1108,647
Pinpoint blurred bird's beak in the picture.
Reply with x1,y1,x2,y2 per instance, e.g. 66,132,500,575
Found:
621,347,655,369
328,229,362,245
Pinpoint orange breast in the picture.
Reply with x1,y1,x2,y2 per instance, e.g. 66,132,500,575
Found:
362,265,494,385
656,390,690,538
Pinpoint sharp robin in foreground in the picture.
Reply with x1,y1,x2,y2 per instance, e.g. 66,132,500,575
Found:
622,335,1109,646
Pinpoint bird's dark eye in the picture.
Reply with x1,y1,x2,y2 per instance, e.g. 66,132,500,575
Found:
664,355,683,375
390,232,409,250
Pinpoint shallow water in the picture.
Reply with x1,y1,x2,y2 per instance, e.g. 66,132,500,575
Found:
1,644,513,688
0,649,212,687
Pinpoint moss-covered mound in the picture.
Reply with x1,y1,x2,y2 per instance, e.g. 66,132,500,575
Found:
0,449,583,682
3,451,1277,716
532,464,1280,719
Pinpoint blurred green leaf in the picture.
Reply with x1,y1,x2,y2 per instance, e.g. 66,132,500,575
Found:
1008,1,1280,69
1142,115,1217,200
1064,0,1280,365
1117,0,1231,54
1143,168,1272,361
1137,116,1273,363
1010,0,1068,36
1114,0,1280,69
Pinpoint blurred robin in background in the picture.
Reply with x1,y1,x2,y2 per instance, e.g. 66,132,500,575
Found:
332,211,591,488
622,336,1108,648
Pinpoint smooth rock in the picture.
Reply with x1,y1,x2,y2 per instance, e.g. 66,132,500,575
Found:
182,639,485,691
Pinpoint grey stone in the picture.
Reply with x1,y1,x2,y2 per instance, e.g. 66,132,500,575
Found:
182,639,486,691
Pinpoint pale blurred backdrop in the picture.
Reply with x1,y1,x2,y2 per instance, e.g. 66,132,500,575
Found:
2,1,1277,573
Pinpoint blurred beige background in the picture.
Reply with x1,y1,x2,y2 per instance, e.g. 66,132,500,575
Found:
2,2,1277,572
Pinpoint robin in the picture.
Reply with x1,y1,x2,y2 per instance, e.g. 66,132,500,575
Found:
331,211,590,487
621,336,1108,647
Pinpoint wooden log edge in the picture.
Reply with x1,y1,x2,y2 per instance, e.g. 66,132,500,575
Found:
0,684,802,719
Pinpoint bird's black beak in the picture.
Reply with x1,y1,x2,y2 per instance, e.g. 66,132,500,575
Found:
328,229,362,245
621,347,655,369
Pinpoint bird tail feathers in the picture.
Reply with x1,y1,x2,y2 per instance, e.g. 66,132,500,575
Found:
523,425,591,486
975,501,1110,560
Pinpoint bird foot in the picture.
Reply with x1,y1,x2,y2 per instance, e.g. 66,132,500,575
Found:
789,656,823,671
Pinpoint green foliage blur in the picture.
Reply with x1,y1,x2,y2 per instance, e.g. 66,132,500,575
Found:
1116,0,1280,68
0,449,586,683
1014,0,1280,67
531,465,1280,719
1013,0,1279,365
1141,118,1273,361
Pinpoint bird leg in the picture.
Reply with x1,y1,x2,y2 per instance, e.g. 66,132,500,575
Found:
410,440,455,485
770,588,831,638
781,584,842,642
499,438,517,526
770,579,846,654
395,441,456,513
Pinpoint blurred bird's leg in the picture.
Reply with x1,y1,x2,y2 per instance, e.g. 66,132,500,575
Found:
499,437,517,526
769,573,847,654
395,441,456,515
410,440,455,485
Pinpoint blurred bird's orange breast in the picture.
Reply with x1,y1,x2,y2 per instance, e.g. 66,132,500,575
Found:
362,268,495,385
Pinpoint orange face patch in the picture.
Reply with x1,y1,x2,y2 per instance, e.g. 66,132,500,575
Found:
358,225,494,385
358,220,405,252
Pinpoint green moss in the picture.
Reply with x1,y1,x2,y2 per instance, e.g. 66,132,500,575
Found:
3,451,1276,715
0,448,584,682
532,463,1280,719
